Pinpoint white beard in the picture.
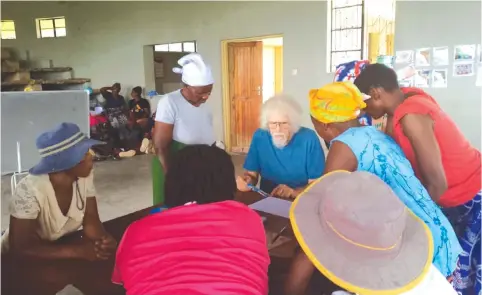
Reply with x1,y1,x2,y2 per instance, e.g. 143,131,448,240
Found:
272,133,288,148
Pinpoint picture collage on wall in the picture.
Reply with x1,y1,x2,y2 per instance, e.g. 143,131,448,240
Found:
394,44,481,88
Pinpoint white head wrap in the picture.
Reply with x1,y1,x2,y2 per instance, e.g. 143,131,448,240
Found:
172,53,214,87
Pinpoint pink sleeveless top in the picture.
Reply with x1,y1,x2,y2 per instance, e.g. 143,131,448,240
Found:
112,200,270,295
392,88,481,207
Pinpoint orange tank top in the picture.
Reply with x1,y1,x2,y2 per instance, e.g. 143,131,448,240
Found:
392,88,481,207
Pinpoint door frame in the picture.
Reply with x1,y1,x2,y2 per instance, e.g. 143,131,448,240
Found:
220,34,283,152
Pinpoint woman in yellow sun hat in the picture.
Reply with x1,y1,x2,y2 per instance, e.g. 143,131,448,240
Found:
286,170,457,295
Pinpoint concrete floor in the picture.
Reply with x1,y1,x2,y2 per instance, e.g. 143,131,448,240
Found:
1,154,246,295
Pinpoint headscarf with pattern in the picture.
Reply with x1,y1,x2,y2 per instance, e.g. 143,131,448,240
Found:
309,81,369,124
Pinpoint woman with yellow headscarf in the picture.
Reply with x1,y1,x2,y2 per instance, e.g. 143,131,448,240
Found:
284,81,461,295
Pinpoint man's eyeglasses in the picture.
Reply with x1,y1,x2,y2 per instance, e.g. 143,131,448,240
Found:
268,122,290,129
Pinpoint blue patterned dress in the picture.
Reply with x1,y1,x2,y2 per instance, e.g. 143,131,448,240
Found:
333,126,462,277
443,192,481,295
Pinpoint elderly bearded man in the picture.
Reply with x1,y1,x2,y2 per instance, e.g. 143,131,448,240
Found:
237,95,325,198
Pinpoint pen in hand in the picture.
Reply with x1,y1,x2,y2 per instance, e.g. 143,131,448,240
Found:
247,184,271,198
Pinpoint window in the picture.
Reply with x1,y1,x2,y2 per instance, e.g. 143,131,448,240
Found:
36,17,66,38
328,0,365,72
1,20,16,40
154,41,197,53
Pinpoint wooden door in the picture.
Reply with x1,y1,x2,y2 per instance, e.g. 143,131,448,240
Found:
228,41,263,153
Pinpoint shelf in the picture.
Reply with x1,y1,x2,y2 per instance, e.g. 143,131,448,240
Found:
30,67,73,73
1,78,91,87
1,67,73,74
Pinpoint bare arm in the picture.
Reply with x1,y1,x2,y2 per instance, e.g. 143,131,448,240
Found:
285,250,316,295
400,114,447,202
385,115,394,137
143,107,151,118
99,86,111,96
82,197,106,240
153,121,174,173
323,141,358,174
8,216,87,260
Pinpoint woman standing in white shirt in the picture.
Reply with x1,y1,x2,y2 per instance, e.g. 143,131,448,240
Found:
151,53,215,205
3,122,116,260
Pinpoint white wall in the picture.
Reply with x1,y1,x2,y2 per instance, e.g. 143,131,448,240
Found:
394,1,481,148
1,1,332,141
2,1,480,146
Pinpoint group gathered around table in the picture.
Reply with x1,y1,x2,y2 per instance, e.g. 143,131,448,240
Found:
1,53,480,295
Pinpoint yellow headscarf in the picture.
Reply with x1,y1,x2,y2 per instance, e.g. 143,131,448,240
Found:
309,81,367,124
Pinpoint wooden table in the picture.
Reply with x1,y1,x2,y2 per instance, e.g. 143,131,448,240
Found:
1,192,297,295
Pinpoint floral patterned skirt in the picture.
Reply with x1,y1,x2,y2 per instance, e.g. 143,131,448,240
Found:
444,192,481,295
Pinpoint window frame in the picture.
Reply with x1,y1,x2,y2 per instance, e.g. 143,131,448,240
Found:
37,17,66,39
154,41,197,53
1,20,17,40
328,0,365,72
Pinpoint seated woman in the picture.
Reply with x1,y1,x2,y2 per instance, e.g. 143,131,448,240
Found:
97,83,140,154
237,95,325,198
112,145,270,295
128,86,151,127
287,170,457,295
285,82,461,295
128,86,154,153
2,122,116,259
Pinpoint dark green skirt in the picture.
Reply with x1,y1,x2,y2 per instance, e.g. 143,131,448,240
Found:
151,140,186,205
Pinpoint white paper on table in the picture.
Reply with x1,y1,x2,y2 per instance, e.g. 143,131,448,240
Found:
249,197,292,218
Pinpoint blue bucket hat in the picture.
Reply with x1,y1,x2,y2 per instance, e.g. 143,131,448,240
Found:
30,122,104,175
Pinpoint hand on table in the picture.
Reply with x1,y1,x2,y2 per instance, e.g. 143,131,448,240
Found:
76,239,101,261
236,175,252,192
271,184,295,199
94,235,117,260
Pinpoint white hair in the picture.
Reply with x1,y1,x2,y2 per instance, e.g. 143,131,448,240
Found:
260,94,302,133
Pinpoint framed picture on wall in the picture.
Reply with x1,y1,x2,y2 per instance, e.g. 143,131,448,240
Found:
415,48,431,66
432,69,448,88
454,45,476,62
453,62,475,77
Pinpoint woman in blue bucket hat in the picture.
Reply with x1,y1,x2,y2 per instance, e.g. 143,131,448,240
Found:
2,122,117,262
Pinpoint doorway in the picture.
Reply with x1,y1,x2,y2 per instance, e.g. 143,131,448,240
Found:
221,35,283,153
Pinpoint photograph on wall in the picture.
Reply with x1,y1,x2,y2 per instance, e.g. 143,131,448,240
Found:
432,47,449,66
453,62,474,77
414,69,431,87
432,69,448,88
399,77,414,87
377,55,395,68
415,48,431,66
454,44,476,62
395,50,414,64
396,64,416,81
